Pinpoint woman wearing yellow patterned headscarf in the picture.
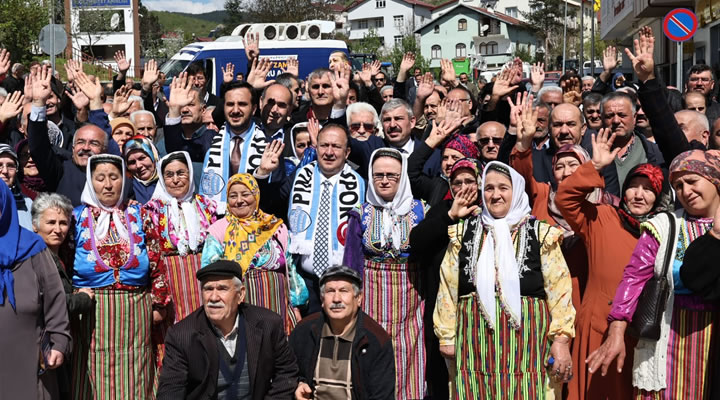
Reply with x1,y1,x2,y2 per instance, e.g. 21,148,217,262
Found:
202,173,308,333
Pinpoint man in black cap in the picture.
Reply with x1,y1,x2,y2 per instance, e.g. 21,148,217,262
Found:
289,265,395,399
157,260,298,400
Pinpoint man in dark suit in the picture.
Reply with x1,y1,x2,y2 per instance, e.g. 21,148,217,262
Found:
157,260,298,400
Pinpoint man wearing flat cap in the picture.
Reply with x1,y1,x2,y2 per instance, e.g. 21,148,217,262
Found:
157,260,299,399
289,265,395,399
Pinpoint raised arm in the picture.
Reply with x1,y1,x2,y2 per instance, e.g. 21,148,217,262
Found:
28,66,63,190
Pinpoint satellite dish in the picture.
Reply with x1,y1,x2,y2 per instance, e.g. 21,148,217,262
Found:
481,24,489,32
110,13,120,30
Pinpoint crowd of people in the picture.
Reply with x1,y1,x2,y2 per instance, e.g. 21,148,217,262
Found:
1,25,720,400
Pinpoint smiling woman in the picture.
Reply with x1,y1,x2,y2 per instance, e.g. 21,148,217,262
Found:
123,136,160,204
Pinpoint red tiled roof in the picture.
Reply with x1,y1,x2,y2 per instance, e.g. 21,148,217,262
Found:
328,3,346,11
430,0,457,11
468,6,523,25
344,0,434,12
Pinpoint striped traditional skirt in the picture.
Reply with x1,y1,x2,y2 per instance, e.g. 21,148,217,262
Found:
244,268,297,336
635,294,720,400
71,288,156,400
165,253,204,323
455,294,551,400
363,260,425,400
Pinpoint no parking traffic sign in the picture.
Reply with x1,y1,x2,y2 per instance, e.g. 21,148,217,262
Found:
663,9,698,42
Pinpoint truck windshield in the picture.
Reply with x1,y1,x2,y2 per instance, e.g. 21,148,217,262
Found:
160,59,190,83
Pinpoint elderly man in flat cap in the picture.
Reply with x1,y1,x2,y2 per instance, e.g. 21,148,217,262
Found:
289,265,395,399
158,260,299,400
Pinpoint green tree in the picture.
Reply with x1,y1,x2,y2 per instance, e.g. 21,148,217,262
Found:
0,0,48,63
350,28,383,55
521,0,577,65
514,45,533,63
223,0,248,35
226,0,330,24
385,34,429,74
138,0,164,58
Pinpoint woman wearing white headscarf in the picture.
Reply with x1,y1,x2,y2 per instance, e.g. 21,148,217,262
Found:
70,154,170,399
434,161,575,399
342,147,428,399
145,151,217,324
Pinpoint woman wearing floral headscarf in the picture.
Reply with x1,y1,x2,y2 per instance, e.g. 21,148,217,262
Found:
435,160,575,399
555,129,673,400
588,150,720,399
201,173,307,334
343,147,428,399
124,135,160,204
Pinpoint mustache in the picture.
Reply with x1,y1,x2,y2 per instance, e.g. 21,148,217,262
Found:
77,149,94,158
207,301,225,308
329,302,346,310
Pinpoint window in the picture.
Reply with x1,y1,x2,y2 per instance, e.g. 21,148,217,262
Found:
374,17,384,28
456,43,466,57
433,24,440,33
458,18,467,31
489,20,500,34
376,0,385,8
479,42,486,55
504,7,518,18
394,35,403,46
358,19,368,29
487,41,498,54
394,15,404,27
431,45,442,59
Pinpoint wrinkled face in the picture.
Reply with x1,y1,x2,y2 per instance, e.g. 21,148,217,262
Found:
373,72,387,89
477,123,504,161
34,207,70,250
371,156,402,202
260,85,293,131
450,169,478,197
202,277,245,329
675,111,709,147
73,126,106,167
446,88,472,117
712,118,720,150
18,145,38,178
672,171,720,217
582,78,594,92
112,125,134,149
483,170,513,218
0,155,17,187
687,71,714,96
126,150,155,181
294,131,310,159
381,107,415,147
181,90,205,125
535,107,550,138
91,162,123,207
190,72,206,89
602,98,635,138
553,154,581,183
685,93,707,114
224,88,256,133
424,92,440,120
349,110,377,141
134,114,157,140
623,176,657,216
441,148,464,177
381,88,394,103
321,279,362,324
328,53,347,71
309,74,334,107
551,104,584,148
583,103,602,130
317,128,350,176
540,91,562,110
227,182,257,218
162,160,191,199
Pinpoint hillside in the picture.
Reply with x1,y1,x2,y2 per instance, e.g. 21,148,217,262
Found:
171,10,228,23
151,11,225,38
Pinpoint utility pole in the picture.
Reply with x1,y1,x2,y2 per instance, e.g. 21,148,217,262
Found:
590,4,595,76
580,0,584,75
562,0,568,74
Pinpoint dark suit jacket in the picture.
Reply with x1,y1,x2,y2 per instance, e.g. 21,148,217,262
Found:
157,304,299,400
349,135,441,180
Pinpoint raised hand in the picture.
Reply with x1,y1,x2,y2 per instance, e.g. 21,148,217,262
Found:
0,49,10,76
65,86,89,110
440,59,457,87
221,62,235,84
308,117,320,147
0,91,24,123
591,128,622,171
64,59,82,83
285,57,299,77
507,92,522,129
114,50,131,73
448,185,479,221
111,86,133,117
444,97,463,122
492,67,519,100
624,26,655,82
516,92,537,152
31,65,53,107
332,65,350,106
168,72,195,117
561,76,582,106
368,60,381,79
246,57,275,89
603,46,618,73
257,139,285,175
243,32,260,62
142,59,159,91
416,72,435,100
23,72,34,104
426,118,457,149
586,321,627,376
397,52,416,82
74,70,103,110
530,62,545,92
359,62,373,86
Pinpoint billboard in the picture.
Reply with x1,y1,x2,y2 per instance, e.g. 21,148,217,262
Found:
72,0,131,7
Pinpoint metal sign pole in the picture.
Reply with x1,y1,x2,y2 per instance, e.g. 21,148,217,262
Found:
677,41,683,88
51,0,55,73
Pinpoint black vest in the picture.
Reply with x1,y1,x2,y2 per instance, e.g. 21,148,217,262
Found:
215,316,251,400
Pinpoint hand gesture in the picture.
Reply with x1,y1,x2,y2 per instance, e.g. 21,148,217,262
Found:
243,32,260,61
359,62,374,86
331,65,350,106
416,72,435,100
65,86,89,110
440,59,457,87
168,72,195,112
221,62,235,84
64,59,82,83
111,86,133,117
142,59,159,90
24,72,34,103
31,65,53,106
561,76,582,106
516,92,537,152
0,49,10,76
398,52,416,82
426,118,455,148
549,338,573,382
285,57,299,77
530,62,545,92
0,91,24,123
444,97,463,122
308,117,320,147
602,46,618,73
624,26,655,82
492,67,519,100
507,91,522,128
74,70,103,107
586,321,627,376
114,50,131,73
258,139,285,175
591,128,622,170
368,59,381,78
246,57,275,89
448,184,479,221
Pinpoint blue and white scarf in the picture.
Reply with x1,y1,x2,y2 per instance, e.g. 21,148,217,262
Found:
199,120,268,214
287,161,365,266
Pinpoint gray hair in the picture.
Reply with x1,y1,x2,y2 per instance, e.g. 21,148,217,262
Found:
676,109,710,131
347,102,379,126
11,63,24,74
129,110,156,126
0,88,7,98
307,68,332,84
128,95,144,110
232,276,243,291
380,98,413,119
320,281,362,297
380,85,393,95
31,192,73,229
535,86,562,106
581,76,595,83
600,91,637,115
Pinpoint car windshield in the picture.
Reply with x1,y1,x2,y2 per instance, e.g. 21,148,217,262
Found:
159,59,190,83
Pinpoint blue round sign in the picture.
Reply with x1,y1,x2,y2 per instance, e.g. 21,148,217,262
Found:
663,9,698,42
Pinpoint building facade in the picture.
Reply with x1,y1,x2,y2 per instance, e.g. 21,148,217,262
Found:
345,0,434,49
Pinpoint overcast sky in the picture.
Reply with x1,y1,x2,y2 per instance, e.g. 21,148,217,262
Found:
143,0,226,14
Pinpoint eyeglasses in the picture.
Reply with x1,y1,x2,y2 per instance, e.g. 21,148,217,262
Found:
688,106,706,112
164,170,189,179
478,137,502,146
372,172,400,182
374,77,386,82
350,122,376,131
0,163,17,172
